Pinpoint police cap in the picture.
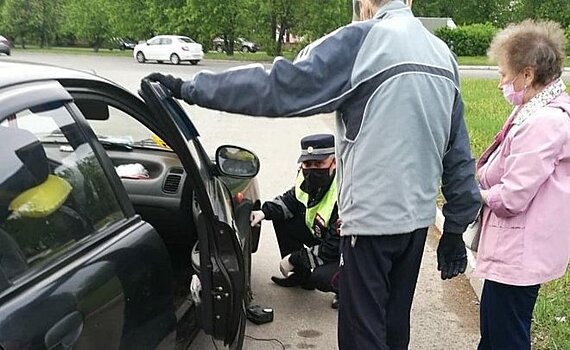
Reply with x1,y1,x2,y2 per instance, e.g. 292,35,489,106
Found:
297,133,335,163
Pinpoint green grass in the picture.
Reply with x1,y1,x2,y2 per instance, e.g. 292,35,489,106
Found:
457,56,494,66
15,45,133,57
461,78,511,157
532,272,570,350
459,56,570,67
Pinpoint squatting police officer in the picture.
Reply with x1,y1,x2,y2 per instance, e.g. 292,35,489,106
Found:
250,134,341,309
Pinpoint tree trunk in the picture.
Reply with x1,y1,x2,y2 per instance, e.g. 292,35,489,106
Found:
276,20,286,56
224,35,234,56
93,37,102,52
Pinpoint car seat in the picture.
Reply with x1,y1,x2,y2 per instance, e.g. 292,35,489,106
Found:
0,126,75,279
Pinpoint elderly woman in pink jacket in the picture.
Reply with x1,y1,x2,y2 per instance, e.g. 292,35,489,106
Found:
475,20,570,350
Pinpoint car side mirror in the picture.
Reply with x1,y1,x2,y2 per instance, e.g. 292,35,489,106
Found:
215,145,260,178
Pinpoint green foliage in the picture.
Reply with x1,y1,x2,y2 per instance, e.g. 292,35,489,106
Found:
414,0,569,28
533,271,570,350
62,0,113,51
0,0,351,56
296,0,351,42
190,0,244,55
1,0,569,54
435,23,498,57
2,0,42,48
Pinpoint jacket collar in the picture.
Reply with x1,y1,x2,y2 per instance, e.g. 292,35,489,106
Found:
374,1,410,20
513,78,567,125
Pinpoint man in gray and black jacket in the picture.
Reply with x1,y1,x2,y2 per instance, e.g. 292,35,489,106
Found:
144,0,481,348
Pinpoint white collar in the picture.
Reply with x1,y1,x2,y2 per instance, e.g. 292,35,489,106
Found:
513,79,567,125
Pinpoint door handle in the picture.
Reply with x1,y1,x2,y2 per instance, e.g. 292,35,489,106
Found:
44,311,84,350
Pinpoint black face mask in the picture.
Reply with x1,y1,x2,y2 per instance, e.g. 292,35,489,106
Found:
301,168,334,199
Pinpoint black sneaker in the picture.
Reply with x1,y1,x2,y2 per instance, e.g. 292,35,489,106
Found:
331,294,339,309
271,273,304,288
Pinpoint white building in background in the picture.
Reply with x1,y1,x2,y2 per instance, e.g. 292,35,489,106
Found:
418,17,457,33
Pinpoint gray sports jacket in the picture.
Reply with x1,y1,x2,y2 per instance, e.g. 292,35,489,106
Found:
181,0,481,236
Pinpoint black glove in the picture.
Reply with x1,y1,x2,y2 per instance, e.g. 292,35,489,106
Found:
437,232,467,280
144,73,184,99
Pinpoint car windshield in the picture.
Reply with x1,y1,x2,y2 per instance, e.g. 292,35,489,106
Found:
83,103,173,151
178,37,195,44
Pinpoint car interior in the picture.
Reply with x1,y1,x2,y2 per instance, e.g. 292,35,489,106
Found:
0,99,202,335
75,98,203,311
0,118,112,290
1,93,257,345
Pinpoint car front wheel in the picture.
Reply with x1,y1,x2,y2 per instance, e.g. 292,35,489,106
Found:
170,53,180,65
241,46,250,53
136,51,146,63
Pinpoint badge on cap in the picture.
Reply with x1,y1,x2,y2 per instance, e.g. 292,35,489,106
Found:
307,146,314,154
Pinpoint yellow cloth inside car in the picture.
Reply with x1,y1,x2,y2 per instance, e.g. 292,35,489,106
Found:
151,134,172,150
9,175,72,218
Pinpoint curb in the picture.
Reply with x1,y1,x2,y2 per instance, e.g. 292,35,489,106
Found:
435,208,483,300
459,65,570,72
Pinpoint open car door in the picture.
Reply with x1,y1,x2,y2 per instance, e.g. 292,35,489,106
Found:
139,80,246,348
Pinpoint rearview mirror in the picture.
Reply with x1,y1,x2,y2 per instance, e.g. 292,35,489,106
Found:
74,99,110,120
215,146,260,178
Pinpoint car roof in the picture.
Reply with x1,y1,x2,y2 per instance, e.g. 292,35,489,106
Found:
152,35,188,39
0,60,116,89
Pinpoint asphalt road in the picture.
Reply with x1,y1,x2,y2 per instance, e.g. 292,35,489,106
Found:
1,52,483,349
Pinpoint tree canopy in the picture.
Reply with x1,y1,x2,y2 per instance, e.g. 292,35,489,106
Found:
1,0,568,54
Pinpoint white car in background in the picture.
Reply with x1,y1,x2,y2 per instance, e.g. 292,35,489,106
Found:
134,35,204,65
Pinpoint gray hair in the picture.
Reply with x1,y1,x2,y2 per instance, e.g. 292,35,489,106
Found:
370,0,394,6
488,20,566,86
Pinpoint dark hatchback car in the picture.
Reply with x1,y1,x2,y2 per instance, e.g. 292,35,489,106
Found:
0,61,262,349
109,37,137,51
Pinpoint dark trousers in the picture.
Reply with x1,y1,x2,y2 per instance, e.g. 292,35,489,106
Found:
338,228,428,350
272,216,339,293
478,280,540,350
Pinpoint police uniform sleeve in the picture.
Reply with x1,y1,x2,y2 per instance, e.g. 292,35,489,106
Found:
261,187,304,221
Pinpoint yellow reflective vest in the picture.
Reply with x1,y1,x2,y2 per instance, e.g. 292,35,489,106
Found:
294,172,337,238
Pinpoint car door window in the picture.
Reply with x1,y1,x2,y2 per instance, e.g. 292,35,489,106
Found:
0,103,125,287
160,38,172,45
148,38,160,45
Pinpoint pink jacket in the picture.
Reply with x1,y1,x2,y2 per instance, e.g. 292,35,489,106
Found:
474,93,570,286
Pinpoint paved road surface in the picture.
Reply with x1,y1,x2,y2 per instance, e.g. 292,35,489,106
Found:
2,52,482,349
